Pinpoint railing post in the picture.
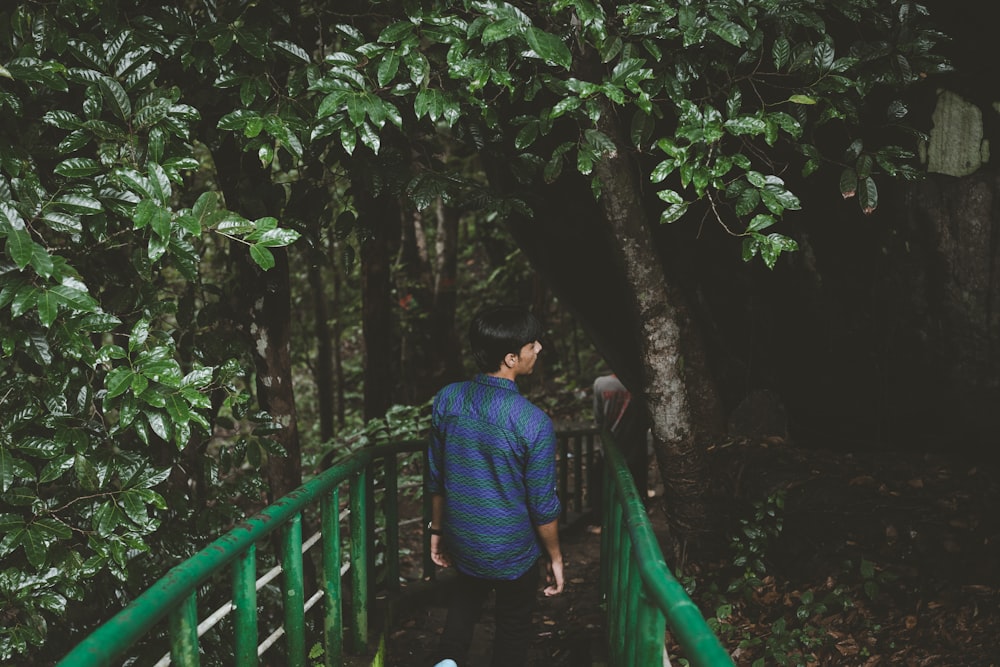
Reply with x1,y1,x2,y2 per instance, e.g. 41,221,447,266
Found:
322,486,343,667
635,593,666,667
232,545,258,666
384,453,400,594
350,465,370,651
623,545,640,667
168,591,200,667
282,513,306,667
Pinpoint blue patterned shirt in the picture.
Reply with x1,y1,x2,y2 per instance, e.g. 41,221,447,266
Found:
427,373,561,580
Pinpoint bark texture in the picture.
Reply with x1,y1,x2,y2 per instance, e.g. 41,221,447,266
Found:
590,101,725,544
213,136,302,502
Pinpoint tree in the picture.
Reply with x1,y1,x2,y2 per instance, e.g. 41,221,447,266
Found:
0,0,952,660
305,0,948,551
0,2,303,660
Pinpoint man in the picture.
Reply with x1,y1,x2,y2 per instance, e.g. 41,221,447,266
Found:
426,305,564,667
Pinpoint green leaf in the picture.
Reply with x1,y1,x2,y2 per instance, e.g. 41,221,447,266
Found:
49,284,99,312
129,318,150,352
346,93,366,127
377,52,400,87
54,158,101,178
256,228,301,247
708,20,748,46
250,244,275,270
40,211,83,234
273,40,311,64
859,177,878,213
148,163,172,204
165,393,191,424
39,455,74,483
660,202,689,224
813,42,836,71
138,358,183,387
772,37,790,70
31,243,56,278
747,214,775,233
54,194,103,214
150,205,171,239
99,76,131,120
105,367,134,399
526,27,572,70
0,446,12,493
483,18,523,44
406,52,429,86
37,290,58,327
6,229,33,268
788,94,816,105
379,21,415,44
75,454,99,491
839,168,858,198
22,525,48,567
145,410,172,441
515,122,538,150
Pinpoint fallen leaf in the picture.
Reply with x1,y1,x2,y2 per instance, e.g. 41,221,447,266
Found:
905,615,918,629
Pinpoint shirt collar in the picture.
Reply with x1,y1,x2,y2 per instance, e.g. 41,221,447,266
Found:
474,373,519,392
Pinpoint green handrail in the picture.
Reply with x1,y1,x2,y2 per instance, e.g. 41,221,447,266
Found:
56,439,425,667
600,432,735,667
56,429,731,667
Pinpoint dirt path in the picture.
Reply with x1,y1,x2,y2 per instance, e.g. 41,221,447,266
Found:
386,440,1000,666
387,522,606,667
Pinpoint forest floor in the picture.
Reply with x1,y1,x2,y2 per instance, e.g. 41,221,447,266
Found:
385,438,1000,666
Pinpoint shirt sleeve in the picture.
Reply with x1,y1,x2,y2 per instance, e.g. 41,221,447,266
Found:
525,414,561,526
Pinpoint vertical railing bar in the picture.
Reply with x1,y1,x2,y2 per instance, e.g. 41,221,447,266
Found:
168,591,200,667
623,545,640,667
281,513,306,667
636,594,666,667
599,447,613,598
350,465,370,651
613,495,630,664
233,544,258,667
384,453,400,594
322,486,343,667
365,461,377,608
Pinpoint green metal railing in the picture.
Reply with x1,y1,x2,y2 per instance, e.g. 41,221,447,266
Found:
599,433,734,667
56,429,732,667
57,439,428,667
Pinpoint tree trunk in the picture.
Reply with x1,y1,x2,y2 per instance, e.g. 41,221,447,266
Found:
330,232,347,431
247,246,303,500
308,259,334,443
429,198,464,387
212,136,302,501
590,100,724,551
355,181,398,421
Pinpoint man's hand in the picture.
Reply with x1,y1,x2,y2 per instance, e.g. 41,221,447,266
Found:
543,555,564,597
430,534,451,568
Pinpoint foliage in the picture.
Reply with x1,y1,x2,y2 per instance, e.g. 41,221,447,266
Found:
306,0,948,268
685,488,902,667
0,0,949,660
0,2,301,660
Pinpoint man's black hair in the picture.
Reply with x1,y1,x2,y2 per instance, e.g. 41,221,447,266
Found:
469,305,543,373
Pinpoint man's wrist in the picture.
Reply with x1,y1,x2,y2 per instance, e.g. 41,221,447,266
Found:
427,521,443,536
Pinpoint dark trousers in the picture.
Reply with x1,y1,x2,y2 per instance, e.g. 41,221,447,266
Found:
433,562,540,667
